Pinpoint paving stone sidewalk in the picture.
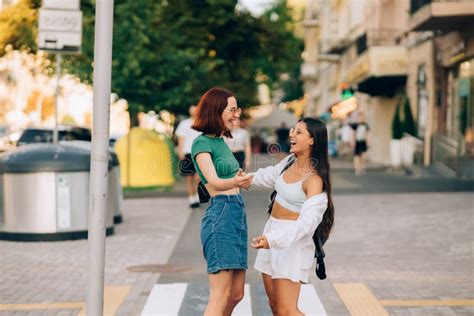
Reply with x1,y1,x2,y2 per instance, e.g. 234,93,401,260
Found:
0,198,192,316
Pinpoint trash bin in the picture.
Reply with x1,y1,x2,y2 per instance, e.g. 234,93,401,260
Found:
61,141,123,224
109,150,124,224
0,143,115,241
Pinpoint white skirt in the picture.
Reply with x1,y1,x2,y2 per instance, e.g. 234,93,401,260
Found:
254,216,315,283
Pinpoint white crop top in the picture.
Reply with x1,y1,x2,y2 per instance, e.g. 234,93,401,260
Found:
274,172,312,213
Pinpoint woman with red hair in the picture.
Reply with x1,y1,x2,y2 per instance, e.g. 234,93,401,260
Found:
191,87,252,316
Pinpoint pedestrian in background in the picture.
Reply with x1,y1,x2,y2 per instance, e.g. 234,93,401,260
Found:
275,122,290,160
249,118,334,315
351,112,370,175
175,105,202,208
191,87,253,316
338,118,353,158
224,118,252,170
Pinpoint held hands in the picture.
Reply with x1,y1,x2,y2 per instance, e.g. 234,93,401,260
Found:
251,235,269,249
235,169,253,189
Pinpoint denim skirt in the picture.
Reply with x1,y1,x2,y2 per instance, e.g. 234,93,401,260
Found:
201,194,248,274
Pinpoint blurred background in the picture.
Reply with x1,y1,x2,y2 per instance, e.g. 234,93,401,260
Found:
0,0,473,182
0,1,473,315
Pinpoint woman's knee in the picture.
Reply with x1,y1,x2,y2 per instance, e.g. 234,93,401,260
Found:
274,302,297,316
268,298,277,313
228,289,244,306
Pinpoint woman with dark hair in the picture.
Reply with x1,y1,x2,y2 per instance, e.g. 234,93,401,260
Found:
250,117,335,315
191,87,253,316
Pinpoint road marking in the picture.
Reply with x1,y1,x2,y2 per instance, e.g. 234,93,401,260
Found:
233,283,252,315
78,285,131,316
380,299,474,306
299,284,328,315
141,283,188,315
0,285,131,314
141,283,326,315
334,283,389,316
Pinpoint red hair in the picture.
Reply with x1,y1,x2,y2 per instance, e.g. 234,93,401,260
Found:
192,87,235,138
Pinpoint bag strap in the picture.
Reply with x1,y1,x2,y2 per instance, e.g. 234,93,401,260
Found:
267,155,296,214
280,155,297,175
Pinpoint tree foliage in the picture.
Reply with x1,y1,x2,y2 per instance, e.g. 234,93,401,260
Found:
392,102,403,140
2,0,304,116
0,0,40,55
403,96,417,137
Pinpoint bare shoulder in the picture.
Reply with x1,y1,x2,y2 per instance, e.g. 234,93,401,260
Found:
303,174,323,196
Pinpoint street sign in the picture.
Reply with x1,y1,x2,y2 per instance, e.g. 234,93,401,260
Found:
38,31,82,52
38,9,82,53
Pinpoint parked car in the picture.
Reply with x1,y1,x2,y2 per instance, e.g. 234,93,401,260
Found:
16,126,92,146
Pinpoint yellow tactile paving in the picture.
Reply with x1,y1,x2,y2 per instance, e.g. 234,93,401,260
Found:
380,299,474,306
78,285,131,316
0,302,83,311
334,283,390,316
0,285,131,315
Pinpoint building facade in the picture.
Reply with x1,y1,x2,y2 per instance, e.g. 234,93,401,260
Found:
302,0,474,175
406,0,474,177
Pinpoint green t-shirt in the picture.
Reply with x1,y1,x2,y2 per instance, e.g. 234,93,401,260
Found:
191,134,240,184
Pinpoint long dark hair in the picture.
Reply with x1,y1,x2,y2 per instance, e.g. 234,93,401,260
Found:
301,117,334,241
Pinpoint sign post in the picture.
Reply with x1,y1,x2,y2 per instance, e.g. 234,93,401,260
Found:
86,0,114,314
37,0,82,143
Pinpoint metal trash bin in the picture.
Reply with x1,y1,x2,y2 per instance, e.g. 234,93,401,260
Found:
0,143,114,241
62,140,123,224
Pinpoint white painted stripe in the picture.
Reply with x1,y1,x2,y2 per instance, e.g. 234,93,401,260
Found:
141,283,326,316
141,283,187,316
298,284,328,316
233,284,252,315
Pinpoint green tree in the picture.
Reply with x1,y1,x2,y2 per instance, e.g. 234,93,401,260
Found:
2,0,304,118
256,0,304,101
392,102,403,140
403,96,417,137
0,0,40,56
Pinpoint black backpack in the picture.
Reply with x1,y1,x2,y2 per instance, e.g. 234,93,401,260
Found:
267,155,327,280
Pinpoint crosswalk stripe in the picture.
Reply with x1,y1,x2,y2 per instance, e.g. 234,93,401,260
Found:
233,284,252,315
299,284,328,315
141,283,325,315
141,283,188,316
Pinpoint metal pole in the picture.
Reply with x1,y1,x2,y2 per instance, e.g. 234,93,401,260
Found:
86,0,114,315
53,53,61,144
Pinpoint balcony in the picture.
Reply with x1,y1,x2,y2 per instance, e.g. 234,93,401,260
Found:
409,0,474,32
321,37,352,55
346,46,408,97
356,28,400,55
303,17,319,27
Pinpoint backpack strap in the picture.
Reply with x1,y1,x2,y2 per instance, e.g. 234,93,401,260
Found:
267,155,296,214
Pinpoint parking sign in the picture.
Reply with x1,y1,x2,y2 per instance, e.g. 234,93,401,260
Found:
37,2,82,53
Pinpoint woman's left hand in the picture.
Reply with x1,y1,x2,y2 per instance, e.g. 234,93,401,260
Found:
251,235,269,249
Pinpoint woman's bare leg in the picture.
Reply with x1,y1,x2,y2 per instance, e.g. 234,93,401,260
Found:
205,270,233,316
262,273,277,315
273,278,303,316
223,269,246,316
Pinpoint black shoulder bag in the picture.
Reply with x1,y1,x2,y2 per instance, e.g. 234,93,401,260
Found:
267,155,327,280
197,181,211,203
